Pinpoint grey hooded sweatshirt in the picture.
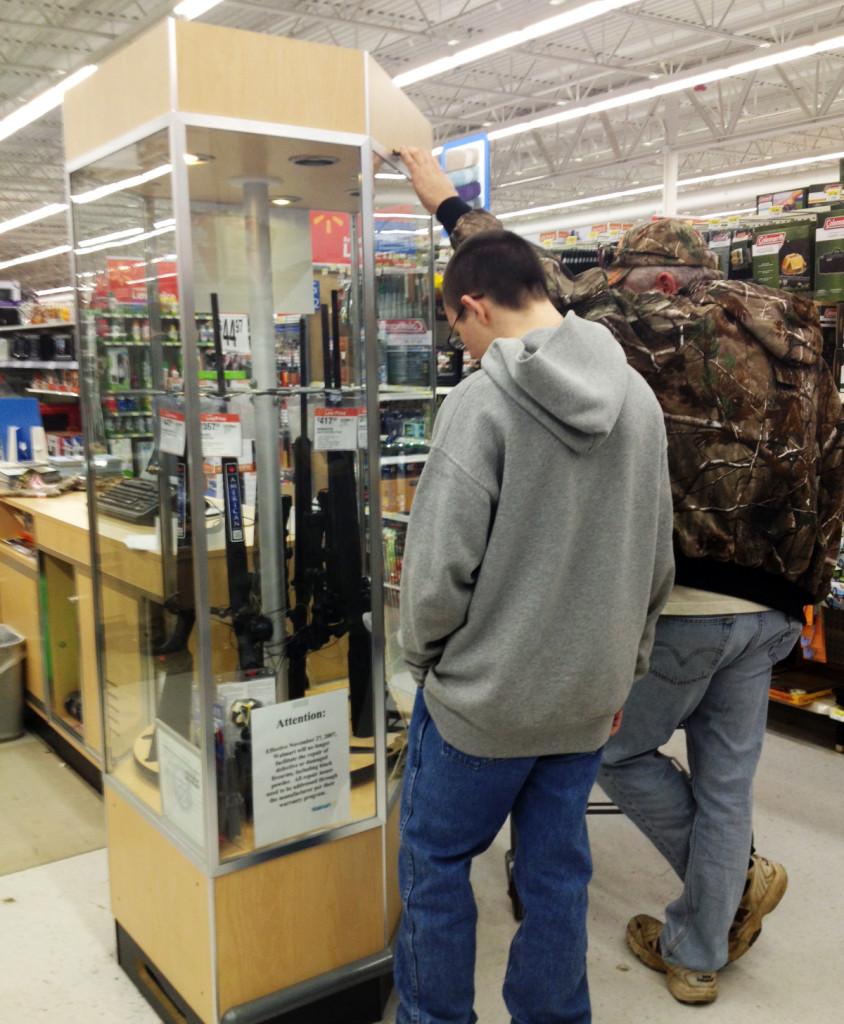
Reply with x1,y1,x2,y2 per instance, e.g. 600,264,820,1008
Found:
400,311,674,758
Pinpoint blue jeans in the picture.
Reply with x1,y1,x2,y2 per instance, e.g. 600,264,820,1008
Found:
598,611,801,972
395,689,601,1024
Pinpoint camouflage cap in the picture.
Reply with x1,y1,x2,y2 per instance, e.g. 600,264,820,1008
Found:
607,218,719,284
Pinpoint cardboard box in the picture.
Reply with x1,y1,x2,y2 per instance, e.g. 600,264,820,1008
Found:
751,218,815,292
808,182,843,207
707,231,732,276
814,213,844,302
756,188,807,214
728,230,754,280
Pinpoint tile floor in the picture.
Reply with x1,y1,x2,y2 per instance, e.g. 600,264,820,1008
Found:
1,716,841,1023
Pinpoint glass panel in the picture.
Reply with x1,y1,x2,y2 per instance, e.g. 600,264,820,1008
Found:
183,126,374,861
373,159,435,797
71,131,204,846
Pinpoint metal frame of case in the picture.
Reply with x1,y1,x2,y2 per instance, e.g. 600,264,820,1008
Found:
64,18,434,1023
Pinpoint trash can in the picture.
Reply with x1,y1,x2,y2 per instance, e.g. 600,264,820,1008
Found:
0,626,25,742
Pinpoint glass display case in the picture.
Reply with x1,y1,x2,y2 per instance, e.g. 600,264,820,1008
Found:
72,123,438,865
64,16,433,1024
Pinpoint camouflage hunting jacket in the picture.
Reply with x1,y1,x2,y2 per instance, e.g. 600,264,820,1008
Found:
448,207,844,612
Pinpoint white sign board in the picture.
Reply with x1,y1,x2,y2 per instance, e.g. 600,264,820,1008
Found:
220,313,249,354
159,409,186,456
313,407,365,451
200,412,242,458
251,689,350,848
157,720,205,848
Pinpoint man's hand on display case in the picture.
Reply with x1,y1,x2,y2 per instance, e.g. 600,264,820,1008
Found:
398,146,458,215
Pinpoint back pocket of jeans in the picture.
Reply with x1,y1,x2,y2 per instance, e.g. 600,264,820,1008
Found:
441,738,496,770
649,620,727,686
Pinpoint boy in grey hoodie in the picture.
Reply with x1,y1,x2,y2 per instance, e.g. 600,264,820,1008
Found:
395,229,674,1024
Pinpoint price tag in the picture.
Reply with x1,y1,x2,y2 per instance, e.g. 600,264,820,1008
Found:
357,411,368,450
220,314,249,354
200,412,242,457
314,407,364,451
159,410,186,455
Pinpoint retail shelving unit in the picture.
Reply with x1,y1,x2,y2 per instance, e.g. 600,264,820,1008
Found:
64,17,432,1024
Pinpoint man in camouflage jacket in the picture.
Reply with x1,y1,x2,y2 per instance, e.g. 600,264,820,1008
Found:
399,147,844,1007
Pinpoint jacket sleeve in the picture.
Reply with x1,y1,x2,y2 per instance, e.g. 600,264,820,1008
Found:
635,443,676,678
807,366,844,602
399,447,495,684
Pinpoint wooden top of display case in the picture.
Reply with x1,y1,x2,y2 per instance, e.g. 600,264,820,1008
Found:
63,18,432,166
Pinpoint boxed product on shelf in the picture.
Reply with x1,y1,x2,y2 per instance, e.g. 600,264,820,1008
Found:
814,213,844,302
751,217,816,292
707,230,732,276
808,182,843,206
756,188,807,214
46,431,84,456
728,230,754,280
106,346,131,390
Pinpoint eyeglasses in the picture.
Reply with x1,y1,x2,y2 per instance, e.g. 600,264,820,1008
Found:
444,293,484,350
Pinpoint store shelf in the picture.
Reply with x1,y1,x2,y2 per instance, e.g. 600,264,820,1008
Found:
0,322,74,333
0,360,78,370
106,432,153,439
26,389,80,400
101,409,149,416
379,387,433,402
380,453,428,467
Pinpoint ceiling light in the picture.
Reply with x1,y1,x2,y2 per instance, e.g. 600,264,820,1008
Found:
79,227,145,248
681,149,844,186
35,285,74,296
498,183,662,220
173,0,224,18
447,39,460,47
375,172,406,180
482,121,493,127
184,152,213,165
694,207,756,219
71,163,171,204
374,212,431,220
0,202,68,237
759,42,771,49
271,195,301,206
487,30,844,141
153,217,176,229
0,244,72,271
0,65,96,145
393,0,640,88
648,73,661,79
499,173,549,188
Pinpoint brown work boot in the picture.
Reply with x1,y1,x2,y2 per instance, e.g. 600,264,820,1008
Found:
728,854,788,962
626,914,718,1005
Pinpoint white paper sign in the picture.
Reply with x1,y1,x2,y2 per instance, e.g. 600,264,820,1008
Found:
220,313,249,354
159,410,186,456
251,689,350,848
157,720,205,848
314,408,365,451
200,412,242,457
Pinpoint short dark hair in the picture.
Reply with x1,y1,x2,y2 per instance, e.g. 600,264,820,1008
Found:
442,229,549,312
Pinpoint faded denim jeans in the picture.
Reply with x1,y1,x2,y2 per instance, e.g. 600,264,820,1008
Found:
395,688,601,1024
599,611,801,971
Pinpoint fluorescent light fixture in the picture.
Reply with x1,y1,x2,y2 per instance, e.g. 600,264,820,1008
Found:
0,244,72,271
687,207,756,219
374,212,431,220
79,226,144,248
499,174,550,188
497,149,844,221
681,149,844,186
393,0,640,87
487,31,844,141
375,172,407,180
499,183,662,220
173,0,224,18
0,203,69,237
153,217,176,229
35,285,74,296
0,65,96,145
71,163,171,205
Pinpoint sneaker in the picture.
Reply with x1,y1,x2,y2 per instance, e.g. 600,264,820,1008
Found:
626,914,718,1005
728,854,788,962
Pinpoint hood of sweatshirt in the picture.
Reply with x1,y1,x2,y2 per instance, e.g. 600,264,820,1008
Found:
481,310,630,453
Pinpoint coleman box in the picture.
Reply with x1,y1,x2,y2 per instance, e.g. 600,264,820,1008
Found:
751,218,815,292
814,213,844,302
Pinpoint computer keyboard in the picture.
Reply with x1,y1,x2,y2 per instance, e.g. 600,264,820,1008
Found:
97,477,161,525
